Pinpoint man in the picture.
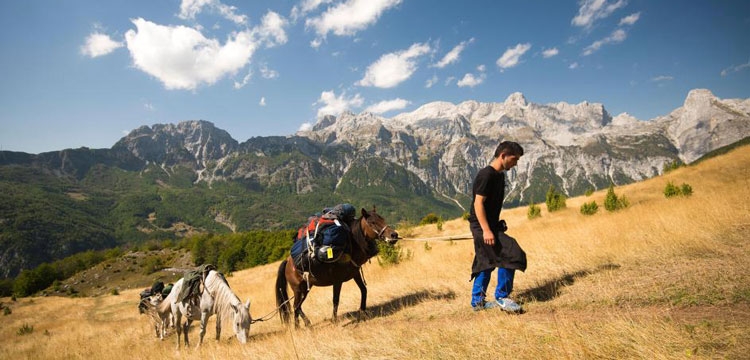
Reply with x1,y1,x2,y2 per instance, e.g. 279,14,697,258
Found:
469,141,527,312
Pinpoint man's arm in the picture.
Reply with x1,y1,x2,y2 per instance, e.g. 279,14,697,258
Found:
473,194,495,246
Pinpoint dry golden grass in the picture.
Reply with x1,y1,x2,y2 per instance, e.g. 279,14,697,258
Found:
2,146,749,359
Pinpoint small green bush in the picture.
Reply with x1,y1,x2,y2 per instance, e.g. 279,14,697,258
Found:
424,242,432,251
110,288,119,296
580,201,599,215
664,181,680,198
584,187,595,196
17,323,33,336
663,160,684,173
419,213,441,225
527,202,541,220
545,185,567,212
664,181,694,198
3,306,11,315
604,184,629,212
377,242,406,266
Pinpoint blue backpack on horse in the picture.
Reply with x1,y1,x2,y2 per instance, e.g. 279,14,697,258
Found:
291,204,355,269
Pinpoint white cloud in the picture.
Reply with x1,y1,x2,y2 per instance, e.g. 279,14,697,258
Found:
256,11,289,47
259,96,267,106
364,98,410,114
496,43,532,70
571,0,627,28
476,64,486,72
314,90,364,118
81,32,123,58
720,59,750,77
651,75,673,82
124,10,287,91
233,70,253,89
582,28,627,56
179,0,248,25
291,0,334,22
457,73,486,88
306,0,402,42
125,18,257,90
542,47,559,58
259,63,279,79
143,102,155,111
569,62,579,69
444,76,456,86
433,38,474,68
425,74,438,88
298,122,314,132
357,42,431,88
619,12,641,26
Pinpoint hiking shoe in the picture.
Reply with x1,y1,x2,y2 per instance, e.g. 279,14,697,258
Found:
472,301,498,311
495,298,522,313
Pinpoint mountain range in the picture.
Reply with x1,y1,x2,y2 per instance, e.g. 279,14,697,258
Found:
1,88,748,278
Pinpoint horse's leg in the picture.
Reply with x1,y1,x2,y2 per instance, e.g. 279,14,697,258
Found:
198,310,208,348
293,286,312,328
215,314,221,341
353,271,368,322
174,310,182,349
332,282,342,323
183,319,191,347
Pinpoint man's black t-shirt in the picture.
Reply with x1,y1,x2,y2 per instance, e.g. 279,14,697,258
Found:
468,166,505,230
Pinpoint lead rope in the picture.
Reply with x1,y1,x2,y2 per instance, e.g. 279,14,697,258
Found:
249,295,295,324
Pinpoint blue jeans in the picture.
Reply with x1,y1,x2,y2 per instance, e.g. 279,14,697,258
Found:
471,267,515,306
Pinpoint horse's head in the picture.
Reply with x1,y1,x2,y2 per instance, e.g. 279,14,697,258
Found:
361,207,399,245
230,299,252,344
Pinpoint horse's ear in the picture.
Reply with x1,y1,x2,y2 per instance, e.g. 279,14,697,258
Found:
244,299,251,310
361,208,369,218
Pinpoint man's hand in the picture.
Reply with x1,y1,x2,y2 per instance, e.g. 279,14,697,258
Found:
483,231,495,246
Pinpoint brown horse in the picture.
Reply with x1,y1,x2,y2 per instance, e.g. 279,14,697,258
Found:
275,207,399,327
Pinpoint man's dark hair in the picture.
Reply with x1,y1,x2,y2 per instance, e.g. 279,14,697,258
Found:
494,141,524,158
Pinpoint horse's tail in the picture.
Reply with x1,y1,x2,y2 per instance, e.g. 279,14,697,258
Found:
275,259,291,324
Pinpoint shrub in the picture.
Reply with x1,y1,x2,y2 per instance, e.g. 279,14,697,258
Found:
664,181,693,198
604,184,629,212
663,160,684,173
436,216,444,231
527,202,541,220
462,212,470,221
545,185,567,212
17,323,33,336
110,288,119,296
585,187,595,196
3,306,11,315
377,242,406,266
580,201,599,215
424,242,432,251
664,181,681,198
419,213,441,225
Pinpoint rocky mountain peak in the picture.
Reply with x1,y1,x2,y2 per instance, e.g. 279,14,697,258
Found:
504,92,528,107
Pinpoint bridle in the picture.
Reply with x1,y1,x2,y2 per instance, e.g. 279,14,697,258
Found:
361,216,392,241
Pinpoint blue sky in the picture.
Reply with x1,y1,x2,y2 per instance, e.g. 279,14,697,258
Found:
1,0,749,154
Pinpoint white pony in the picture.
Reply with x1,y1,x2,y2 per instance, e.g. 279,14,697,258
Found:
142,293,173,340
167,270,252,348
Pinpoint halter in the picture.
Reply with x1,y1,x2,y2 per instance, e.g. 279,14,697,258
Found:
362,216,390,240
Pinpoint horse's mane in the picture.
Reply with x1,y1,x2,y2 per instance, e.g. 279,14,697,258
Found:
204,270,244,326
349,216,377,265
157,278,182,314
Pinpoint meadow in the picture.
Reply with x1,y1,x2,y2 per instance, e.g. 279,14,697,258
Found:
1,145,748,359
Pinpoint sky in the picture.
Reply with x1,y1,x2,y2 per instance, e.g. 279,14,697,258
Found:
1,0,749,154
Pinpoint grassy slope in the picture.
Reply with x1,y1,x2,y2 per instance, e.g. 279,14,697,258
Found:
1,145,749,359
